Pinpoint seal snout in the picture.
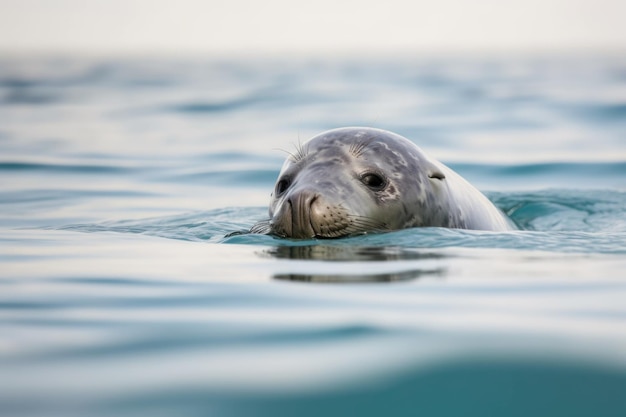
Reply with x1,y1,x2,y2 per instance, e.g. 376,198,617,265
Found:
270,188,353,239
268,189,318,239
286,191,319,239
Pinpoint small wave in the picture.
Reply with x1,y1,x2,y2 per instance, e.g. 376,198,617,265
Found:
169,86,286,114
576,102,626,123
2,90,61,105
159,169,278,186
492,189,626,233
452,162,626,190
57,208,266,243
0,161,134,174
2,189,154,205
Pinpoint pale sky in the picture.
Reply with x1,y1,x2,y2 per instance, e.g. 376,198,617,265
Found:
0,0,624,55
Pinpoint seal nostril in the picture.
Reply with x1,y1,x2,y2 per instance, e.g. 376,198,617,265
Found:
284,191,320,239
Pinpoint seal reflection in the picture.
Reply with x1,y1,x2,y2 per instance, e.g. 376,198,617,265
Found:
260,245,448,283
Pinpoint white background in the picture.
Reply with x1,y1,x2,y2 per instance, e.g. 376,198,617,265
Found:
0,0,624,55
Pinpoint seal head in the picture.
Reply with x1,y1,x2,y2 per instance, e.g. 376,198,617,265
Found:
252,127,516,238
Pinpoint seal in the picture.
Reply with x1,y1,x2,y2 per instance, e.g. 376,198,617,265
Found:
251,127,516,238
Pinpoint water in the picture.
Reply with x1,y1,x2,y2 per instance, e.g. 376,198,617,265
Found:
1,54,626,417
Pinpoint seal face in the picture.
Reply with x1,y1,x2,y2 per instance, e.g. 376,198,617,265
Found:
252,127,516,239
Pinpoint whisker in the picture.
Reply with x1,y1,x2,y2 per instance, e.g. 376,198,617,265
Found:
293,140,308,162
249,219,271,234
348,138,373,158
273,147,299,161
344,214,390,235
275,140,309,163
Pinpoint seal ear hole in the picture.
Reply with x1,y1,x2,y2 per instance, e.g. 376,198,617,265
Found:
429,171,445,180
360,173,387,191
275,178,291,196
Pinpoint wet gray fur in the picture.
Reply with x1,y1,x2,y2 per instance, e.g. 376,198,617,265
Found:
252,127,516,238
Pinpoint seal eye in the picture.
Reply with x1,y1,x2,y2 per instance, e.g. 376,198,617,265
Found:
361,173,386,191
275,178,291,196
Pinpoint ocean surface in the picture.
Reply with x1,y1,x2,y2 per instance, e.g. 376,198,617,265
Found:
1,53,625,417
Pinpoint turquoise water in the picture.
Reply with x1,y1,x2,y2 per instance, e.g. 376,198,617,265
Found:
1,54,626,416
